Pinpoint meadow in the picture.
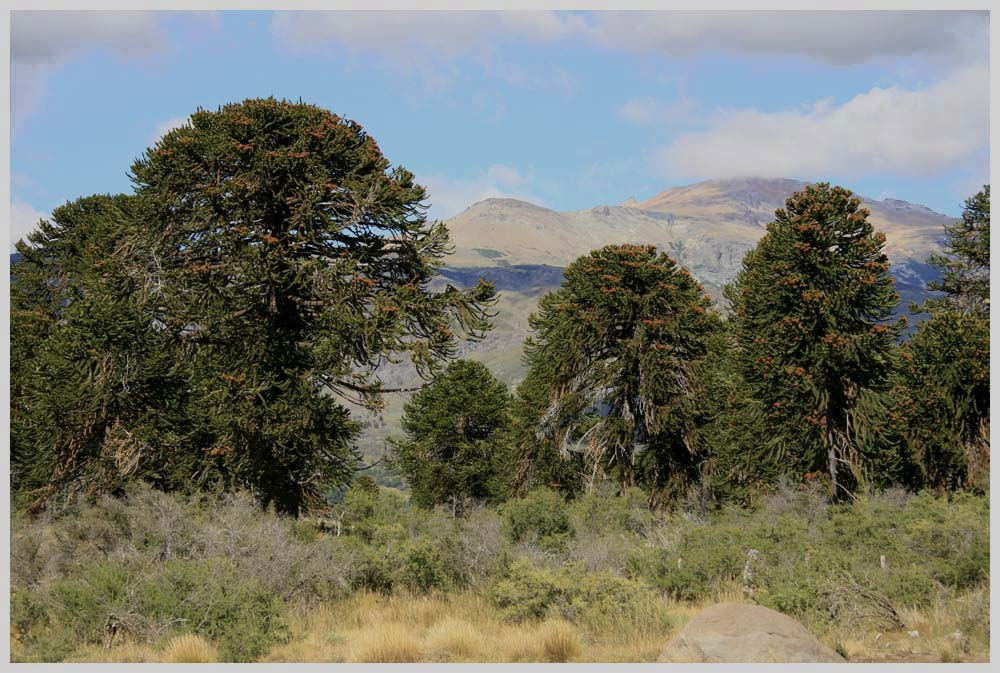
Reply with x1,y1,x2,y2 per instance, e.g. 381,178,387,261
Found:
10,481,989,663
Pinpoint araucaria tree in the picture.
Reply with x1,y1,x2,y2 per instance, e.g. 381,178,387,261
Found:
926,185,989,314
900,185,990,490
392,359,513,509
11,195,189,509
517,244,720,497
728,183,904,499
121,99,495,515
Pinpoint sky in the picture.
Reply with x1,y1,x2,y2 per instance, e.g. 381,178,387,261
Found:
8,10,991,250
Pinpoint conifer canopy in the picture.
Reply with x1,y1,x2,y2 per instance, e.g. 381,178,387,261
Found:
728,183,904,498
518,244,720,496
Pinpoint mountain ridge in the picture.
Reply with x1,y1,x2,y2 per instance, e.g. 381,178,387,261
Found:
442,178,951,298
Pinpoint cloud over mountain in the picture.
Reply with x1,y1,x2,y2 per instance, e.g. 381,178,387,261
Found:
658,66,988,181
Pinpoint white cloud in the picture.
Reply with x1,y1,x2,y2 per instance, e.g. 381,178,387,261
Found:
271,11,986,69
151,117,190,143
272,10,580,60
617,96,699,125
12,11,164,65
9,199,49,251
420,164,541,221
485,163,526,187
271,11,583,93
590,11,986,66
11,11,166,133
657,65,988,181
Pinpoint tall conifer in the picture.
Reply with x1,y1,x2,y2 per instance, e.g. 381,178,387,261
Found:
729,184,904,498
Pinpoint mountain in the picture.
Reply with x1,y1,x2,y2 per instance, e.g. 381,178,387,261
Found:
426,177,947,388
443,178,949,304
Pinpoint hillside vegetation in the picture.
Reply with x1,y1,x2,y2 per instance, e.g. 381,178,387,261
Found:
9,99,990,663
10,483,989,663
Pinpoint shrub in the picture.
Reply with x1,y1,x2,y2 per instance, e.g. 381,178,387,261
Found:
488,558,657,630
37,556,287,662
502,488,574,552
568,485,652,535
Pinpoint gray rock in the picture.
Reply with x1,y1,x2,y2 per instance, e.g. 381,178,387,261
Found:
659,602,845,663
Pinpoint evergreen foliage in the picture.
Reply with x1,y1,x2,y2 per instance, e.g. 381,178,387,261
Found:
925,185,989,314
11,196,190,510
10,98,496,516
695,324,778,505
516,244,721,497
727,183,905,499
899,185,990,490
392,359,513,509
508,367,585,496
898,312,989,490
123,98,496,515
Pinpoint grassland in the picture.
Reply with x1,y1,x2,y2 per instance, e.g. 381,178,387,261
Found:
10,482,989,663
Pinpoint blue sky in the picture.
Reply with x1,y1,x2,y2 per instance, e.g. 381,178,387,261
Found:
10,10,990,249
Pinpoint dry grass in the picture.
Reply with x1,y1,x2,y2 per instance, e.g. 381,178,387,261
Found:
161,634,219,663
819,584,991,663
261,589,683,663
66,642,159,663
345,623,423,663
65,634,218,663
423,617,482,661
536,619,583,661
50,581,989,663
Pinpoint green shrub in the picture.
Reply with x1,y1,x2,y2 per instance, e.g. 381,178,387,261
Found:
502,488,574,552
626,518,750,601
41,557,287,662
568,486,652,536
487,558,659,630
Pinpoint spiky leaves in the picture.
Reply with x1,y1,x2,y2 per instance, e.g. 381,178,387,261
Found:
897,312,989,491
11,196,190,509
392,360,513,509
900,186,990,490
126,99,495,515
926,185,989,314
728,183,904,499
519,244,720,496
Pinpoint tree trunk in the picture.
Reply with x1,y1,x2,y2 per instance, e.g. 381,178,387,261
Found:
826,405,839,499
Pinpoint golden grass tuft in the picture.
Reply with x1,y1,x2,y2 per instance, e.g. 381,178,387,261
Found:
423,617,484,661
255,582,988,664
260,606,345,663
497,630,546,662
161,633,219,663
345,622,423,663
537,618,583,662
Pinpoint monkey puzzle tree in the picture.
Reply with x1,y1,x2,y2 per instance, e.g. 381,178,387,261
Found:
898,312,989,490
127,98,495,515
728,183,905,499
11,195,190,509
392,359,513,509
900,186,990,490
509,364,585,496
926,185,989,314
517,244,720,497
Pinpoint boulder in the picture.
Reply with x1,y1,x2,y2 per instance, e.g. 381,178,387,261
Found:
659,602,845,663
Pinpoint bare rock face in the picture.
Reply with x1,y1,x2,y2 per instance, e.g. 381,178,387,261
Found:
659,602,845,663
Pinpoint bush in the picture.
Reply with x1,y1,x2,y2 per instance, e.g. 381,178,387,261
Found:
488,558,658,631
502,488,574,552
40,557,287,662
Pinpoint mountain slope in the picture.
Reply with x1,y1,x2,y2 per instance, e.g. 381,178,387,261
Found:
443,178,950,302
425,177,950,393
